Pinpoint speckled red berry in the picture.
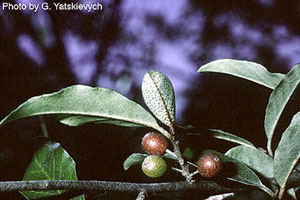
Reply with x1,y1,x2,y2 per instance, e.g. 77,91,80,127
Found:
142,132,168,156
197,153,222,178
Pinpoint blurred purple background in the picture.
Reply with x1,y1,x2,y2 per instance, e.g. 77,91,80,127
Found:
3,0,299,122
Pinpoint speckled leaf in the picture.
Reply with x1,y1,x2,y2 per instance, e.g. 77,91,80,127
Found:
202,150,274,197
265,64,300,155
0,85,171,139
123,153,147,170
198,59,284,89
226,145,274,179
274,112,300,190
142,71,175,127
20,141,80,200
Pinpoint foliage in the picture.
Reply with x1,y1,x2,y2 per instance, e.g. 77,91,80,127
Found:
198,59,300,199
21,142,84,200
0,59,300,199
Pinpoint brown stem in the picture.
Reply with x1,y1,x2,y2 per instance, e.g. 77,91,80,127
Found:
0,180,243,193
171,138,193,184
277,170,300,199
169,125,175,135
278,187,285,200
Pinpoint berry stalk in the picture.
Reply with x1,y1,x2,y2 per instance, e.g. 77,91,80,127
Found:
171,138,194,184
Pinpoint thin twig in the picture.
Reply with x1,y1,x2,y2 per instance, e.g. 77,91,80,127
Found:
187,161,198,168
190,170,199,177
204,193,235,200
136,189,147,200
171,167,182,173
171,138,193,184
165,149,177,159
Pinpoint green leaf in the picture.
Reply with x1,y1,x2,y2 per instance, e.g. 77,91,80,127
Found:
265,64,300,155
0,85,171,139
58,115,142,127
123,153,147,170
142,71,175,128
274,112,300,190
287,188,297,200
202,150,274,197
225,145,273,179
72,195,85,200
198,59,284,89
208,129,255,148
21,141,79,199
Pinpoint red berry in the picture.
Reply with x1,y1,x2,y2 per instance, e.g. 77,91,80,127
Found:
197,153,222,178
142,132,168,156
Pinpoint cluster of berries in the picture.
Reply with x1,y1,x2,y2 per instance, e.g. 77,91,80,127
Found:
141,132,168,178
141,132,222,178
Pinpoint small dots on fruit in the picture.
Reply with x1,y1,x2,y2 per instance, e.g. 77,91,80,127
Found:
142,155,167,178
197,152,222,178
142,132,168,156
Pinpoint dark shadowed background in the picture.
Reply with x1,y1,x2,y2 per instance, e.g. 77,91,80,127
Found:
1,0,300,199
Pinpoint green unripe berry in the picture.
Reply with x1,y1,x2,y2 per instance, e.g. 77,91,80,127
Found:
142,155,167,178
